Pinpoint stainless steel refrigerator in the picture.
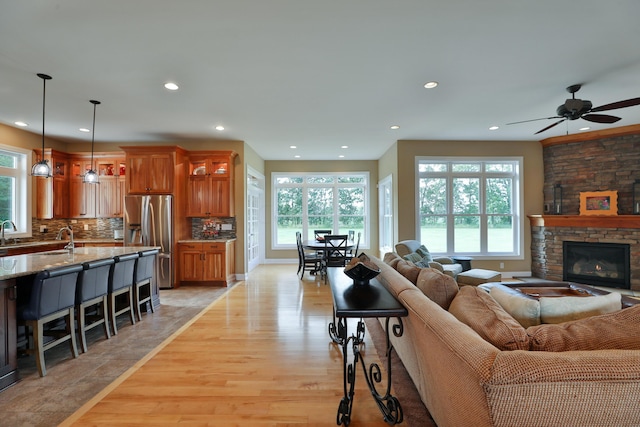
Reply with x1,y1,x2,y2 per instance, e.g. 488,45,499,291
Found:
124,195,173,288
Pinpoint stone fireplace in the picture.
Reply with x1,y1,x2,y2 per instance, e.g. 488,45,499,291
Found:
529,215,640,291
563,241,630,289
529,125,640,291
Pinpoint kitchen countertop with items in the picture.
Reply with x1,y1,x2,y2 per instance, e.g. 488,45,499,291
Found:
177,238,236,243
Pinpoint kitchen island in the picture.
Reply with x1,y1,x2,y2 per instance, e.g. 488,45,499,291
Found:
0,246,159,392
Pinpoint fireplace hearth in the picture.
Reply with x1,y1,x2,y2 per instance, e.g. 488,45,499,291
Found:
563,241,630,289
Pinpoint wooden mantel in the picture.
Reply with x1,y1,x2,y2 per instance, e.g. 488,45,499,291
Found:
528,214,640,229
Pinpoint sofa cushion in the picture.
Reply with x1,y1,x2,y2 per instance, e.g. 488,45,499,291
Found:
395,260,421,285
448,286,530,351
489,285,541,328
539,292,622,324
415,267,459,309
527,304,640,351
395,240,422,257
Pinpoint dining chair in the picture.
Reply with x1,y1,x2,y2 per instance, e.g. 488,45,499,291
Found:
322,234,349,281
296,231,321,279
346,232,361,261
314,229,332,240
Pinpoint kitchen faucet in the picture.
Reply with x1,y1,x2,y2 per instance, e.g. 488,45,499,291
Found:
0,220,17,246
56,225,75,250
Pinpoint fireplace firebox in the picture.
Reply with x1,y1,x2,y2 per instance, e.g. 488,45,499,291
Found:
563,241,630,289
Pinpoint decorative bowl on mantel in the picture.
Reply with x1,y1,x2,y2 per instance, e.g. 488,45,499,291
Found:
343,253,380,286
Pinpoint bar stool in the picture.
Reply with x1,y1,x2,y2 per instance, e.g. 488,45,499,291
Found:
108,253,138,334
134,249,158,321
76,258,114,353
16,264,83,376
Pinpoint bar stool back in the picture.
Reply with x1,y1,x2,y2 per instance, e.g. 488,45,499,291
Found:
16,264,83,376
76,258,115,353
108,253,139,334
134,249,158,321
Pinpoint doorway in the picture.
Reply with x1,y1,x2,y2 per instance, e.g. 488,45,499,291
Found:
247,167,265,272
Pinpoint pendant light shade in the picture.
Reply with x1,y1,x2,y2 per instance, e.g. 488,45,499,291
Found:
82,99,101,184
31,73,52,177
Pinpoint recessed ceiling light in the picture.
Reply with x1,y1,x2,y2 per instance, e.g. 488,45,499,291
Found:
215,125,225,131
290,145,297,149
79,128,90,133
341,145,348,149
489,126,499,131
579,126,591,131
339,155,345,158
294,155,301,158
164,82,179,91
423,81,438,89
14,121,28,127
390,125,400,130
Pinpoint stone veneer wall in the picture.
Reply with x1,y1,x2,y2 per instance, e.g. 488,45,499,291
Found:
543,133,640,214
530,225,640,290
533,129,640,291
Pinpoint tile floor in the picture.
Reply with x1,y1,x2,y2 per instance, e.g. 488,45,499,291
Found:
0,285,231,427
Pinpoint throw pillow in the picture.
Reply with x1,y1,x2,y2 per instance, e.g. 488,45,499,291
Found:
415,267,459,309
415,245,433,263
490,285,541,328
402,252,423,264
538,292,621,324
528,304,640,351
448,286,530,351
395,260,421,284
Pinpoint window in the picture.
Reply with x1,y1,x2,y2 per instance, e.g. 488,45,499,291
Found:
273,172,369,249
0,144,32,238
417,157,522,258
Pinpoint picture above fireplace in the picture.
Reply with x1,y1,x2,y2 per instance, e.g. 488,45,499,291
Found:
563,241,630,289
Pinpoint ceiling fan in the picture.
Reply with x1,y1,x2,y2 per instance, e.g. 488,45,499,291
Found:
507,84,640,134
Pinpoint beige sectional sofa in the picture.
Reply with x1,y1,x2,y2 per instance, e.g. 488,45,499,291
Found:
375,253,640,427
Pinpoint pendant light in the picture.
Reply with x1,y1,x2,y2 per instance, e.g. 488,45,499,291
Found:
31,73,52,177
82,99,101,184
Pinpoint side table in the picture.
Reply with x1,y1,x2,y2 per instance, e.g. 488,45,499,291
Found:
451,256,473,272
327,267,408,426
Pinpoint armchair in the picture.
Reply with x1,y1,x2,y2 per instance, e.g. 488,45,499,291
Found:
394,240,463,278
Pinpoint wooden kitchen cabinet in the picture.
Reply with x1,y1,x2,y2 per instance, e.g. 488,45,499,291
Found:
186,151,237,217
35,149,69,219
0,279,18,392
126,152,173,194
69,156,96,218
178,240,235,286
95,156,126,218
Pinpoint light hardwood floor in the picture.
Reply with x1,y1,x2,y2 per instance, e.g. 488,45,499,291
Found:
58,265,398,426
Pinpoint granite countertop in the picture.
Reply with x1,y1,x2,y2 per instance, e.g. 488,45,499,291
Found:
0,246,159,281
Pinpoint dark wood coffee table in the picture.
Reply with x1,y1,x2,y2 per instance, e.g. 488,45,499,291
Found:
326,267,407,426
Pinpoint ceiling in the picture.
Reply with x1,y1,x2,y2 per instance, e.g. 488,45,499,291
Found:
2,1,640,161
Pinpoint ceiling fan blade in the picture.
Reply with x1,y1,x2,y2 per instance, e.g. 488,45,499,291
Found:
534,119,565,135
581,113,621,124
590,97,640,112
506,116,560,125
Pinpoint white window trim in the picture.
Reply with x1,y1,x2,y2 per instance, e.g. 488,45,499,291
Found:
415,156,524,260
271,171,370,250
0,144,33,239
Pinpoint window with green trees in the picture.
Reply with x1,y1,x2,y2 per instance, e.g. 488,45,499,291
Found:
273,172,368,249
0,145,31,238
417,158,521,257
